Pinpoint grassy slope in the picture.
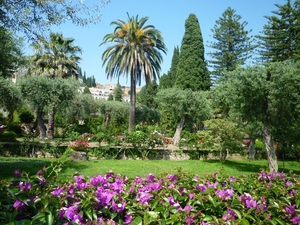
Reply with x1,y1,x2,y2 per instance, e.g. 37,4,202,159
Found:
0,157,300,181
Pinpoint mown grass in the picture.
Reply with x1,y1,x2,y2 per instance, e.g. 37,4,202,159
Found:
1,156,300,181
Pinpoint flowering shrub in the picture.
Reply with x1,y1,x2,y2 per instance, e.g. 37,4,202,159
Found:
0,164,299,224
68,140,90,151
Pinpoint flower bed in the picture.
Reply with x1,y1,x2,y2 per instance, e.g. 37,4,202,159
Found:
0,162,299,224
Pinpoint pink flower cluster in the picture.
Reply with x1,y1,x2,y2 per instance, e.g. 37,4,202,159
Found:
68,140,90,149
8,168,300,225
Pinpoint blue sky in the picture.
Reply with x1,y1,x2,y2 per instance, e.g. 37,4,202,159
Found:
26,0,287,87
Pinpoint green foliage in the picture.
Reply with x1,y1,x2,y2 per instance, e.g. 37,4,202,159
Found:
257,0,300,62
1,0,109,39
135,106,161,125
197,119,244,161
114,83,123,102
159,46,180,89
156,88,213,124
0,131,17,141
101,13,167,132
0,163,299,224
137,80,159,108
6,122,22,136
0,77,22,118
0,27,24,78
207,7,256,81
82,86,91,94
18,109,35,123
175,14,211,91
255,139,265,150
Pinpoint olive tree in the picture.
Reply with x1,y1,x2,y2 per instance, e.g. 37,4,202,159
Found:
155,88,213,145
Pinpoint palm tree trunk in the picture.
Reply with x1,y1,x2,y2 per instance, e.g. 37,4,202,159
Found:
173,115,185,146
263,122,278,172
47,106,55,139
129,74,136,132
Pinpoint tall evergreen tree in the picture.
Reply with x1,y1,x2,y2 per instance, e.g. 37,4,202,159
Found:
257,0,299,62
175,14,210,91
207,7,256,81
158,46,179,89
114,83,123,102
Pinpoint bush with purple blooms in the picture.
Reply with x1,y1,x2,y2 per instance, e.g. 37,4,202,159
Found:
0,161,299,224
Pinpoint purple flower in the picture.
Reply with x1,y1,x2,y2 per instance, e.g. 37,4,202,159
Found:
65,205,83,224
183,205,192,213
222,208,237,221
112,200,126,213
19,181,31,191
240,193,257,209
286,181,294,187
215,188,233,200
14,169,21,176
147,173,155,182
136,192,152,204
37,170,43,176
167,174,177,182
196,184,207,192
124,214,133,224
13,199,26,210
286,205,296,215
52,187,64,196
291,215,300,225
186,216,194,225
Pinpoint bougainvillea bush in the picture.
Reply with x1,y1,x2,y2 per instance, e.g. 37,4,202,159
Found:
0,160,299,224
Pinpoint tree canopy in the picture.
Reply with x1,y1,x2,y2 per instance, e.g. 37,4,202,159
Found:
0,0,109,39
101,13,167,132
207,7,256,81
175,14,211,91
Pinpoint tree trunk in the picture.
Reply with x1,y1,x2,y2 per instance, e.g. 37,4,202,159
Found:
173,116,185,146
248,137,256,160
129,74,136,132
263,123,278,172
47,106,55,139
37,108,47,138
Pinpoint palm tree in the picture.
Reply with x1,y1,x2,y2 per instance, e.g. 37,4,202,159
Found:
101,13,167,132
31,32,82,138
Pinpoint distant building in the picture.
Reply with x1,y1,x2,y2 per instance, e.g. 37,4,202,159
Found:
88,83,141,102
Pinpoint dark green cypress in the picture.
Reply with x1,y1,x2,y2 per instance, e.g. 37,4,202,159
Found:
159,46,180,89
175,14,211,91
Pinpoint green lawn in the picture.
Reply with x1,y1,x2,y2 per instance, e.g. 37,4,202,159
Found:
1,157,300,181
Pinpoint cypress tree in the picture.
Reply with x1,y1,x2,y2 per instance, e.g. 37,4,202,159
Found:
257,0,299,62
175,14,211,91
159,46,180,89
207,7,256,81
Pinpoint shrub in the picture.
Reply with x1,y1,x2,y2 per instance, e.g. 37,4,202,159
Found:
5,122,22,136
18,111,34,123
0,164,299,224
0,131,17,142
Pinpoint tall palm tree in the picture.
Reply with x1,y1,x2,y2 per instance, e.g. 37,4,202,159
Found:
101,13,167,132
31,32,82,138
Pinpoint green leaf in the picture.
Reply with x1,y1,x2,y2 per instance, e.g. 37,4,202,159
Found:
31,212,46,224
231,208,242,219
241,218,250,225
273,218,287,225
46,211,53,225
129,216,143,225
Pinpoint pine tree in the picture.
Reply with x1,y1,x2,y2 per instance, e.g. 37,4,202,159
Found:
257,0,299,62
207,7,256,81
175,14,211,91
159,46,180,89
